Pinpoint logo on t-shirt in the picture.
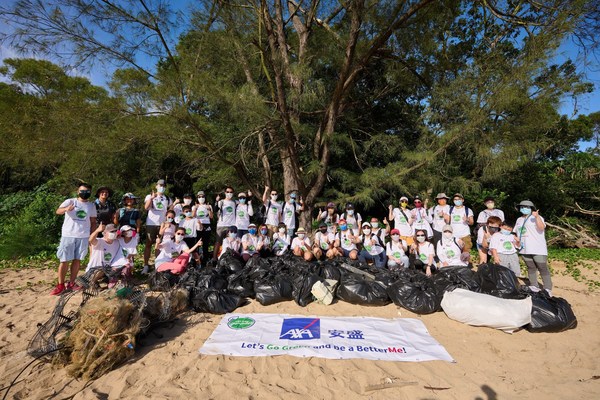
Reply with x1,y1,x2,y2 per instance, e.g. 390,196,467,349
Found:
198,211,205,217
393,251,402,258
399,217,407,223
519,226,527,236
419,253,427,261
452,214,461,222
156,201,164,210
321,242,329,250
248,245,255,251
238,210,245,218
503,241,513,250
76,209,87,219
286,210,293,217
446,249,456,258
185,228,192,235
104,252,112,262
225,206,234,213
171,251,180,258
271,208,278,214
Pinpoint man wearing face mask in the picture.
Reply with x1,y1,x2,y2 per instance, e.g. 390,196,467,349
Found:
476,196,505,230
333,218,360,260
436,225,467,267
476,216,502,264
51,183,98,295
340,203,362,236
235,191,254,238
143,179,172,274
193,190,213,264
490,220,521,277
428,193,451,247
444,193,474,261
313,222,336,260
388,196,414,245
214,186,237,260
262,186,283,236
513,200,552,296
86,223,130,288
283,192,304,238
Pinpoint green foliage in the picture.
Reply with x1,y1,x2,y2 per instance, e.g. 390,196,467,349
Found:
549,247,600,291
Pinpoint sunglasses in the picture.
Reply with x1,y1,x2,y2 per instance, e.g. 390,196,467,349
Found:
416,234,426,237
414,201,422,204
175,233,185,236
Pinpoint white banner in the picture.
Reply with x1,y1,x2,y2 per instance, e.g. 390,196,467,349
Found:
199,313,454,363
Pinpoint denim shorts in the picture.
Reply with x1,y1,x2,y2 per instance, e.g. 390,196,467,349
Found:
57,236,89,262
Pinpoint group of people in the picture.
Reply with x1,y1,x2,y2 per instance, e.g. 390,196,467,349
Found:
50,180,553,297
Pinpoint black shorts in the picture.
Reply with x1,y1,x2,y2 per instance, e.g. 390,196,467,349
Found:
146,225,161,242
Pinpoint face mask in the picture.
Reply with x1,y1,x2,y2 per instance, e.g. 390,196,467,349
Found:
260,229,268,235
454,199,463,206
183,199,192,205
229,232,237,239
271,194,278,201
391,234,400,242
278,227,286,234
78,190,91,200
363,228,371,235
225,192,233,200
371,222,378,228
347,210,354,216
443,232,453,239
298,233,305,239
106,232,117,240
167,217,174,223
415,203,423,208
340,225,348,231
175,234,184,242
198,197,206,204
184,211,192,218
488,226,500,233
157,186,165,194
249,228,257,235
520,207,532,215
122,231,133,238
400,202,408,207
501,229,512,235
289,198,295,204
486,202,495,209
416,236,426,243
319,228,327,233
239,198,246,204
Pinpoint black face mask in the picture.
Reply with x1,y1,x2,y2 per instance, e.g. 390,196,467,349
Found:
79,190,91,199
319,228,327,233
488,226,500,233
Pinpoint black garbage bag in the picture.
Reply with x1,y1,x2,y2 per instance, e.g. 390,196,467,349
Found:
245,257,271,281
477,263,524,299
525,290,578,333
336,274,390,306
292,274,323,307
195,270,229,291
387,274,440,314
434,266,480,295
191,289,245,314
319,263,341,281
227,269,255,298
254,275,294,306
218,249,244,273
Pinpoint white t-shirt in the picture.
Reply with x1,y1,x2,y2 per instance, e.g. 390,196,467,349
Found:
477,208,505,224
319,211,339,226
258,235,271,250
371,228,387,243
161,222,176,242
235,204,253,230
340,212,362,236
338,231,357,251
476,226,495,248
282,202,300,229
386,240,408,260
173,204,185,224
216,199,237,227
145,194,171,226
436,238,467,266
179,218,200,238
272,233,291,255
448,206,473,238
119,236,138,258
194,204,212,225
411,207,433,237
220,237,241,258
155,239,189,267
291,236,311,252
360,234,384,255
314,232,336,251
60,198,97,239
490,232,518,255
241,234,260,255
264,201,282,226
514,215,547,255
414,242,435,264
429,204,450,232
392,208,413,236
87,238,128,271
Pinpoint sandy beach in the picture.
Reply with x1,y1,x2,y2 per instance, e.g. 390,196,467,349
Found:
1,261,599,400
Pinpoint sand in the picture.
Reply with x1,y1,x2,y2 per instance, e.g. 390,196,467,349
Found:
1,262,599,400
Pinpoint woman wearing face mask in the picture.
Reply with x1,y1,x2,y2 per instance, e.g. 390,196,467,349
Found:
476,216,502,264
388,196,414,245
444,193,474,262
235,191,254,238
428,193,451,247
291,227,314,261
317,202,339,226
313,222,336,260
241,223,261,262
156,227,202,274
143,179,172,274
410,229,436,276
118,225,138,266
333,218,360,260
436,225,467,267
272,223,291,256
340,203,362,236
214,186,238,260
514,200,552,296
262,186,283,236
358,222,387,268
386,229,409,269
159,210,177,242
257,224,272,257
172,193,194,224
476,196,505,230
283,192,304,238
219,226,241,259
490,221,521,277
193,190,213,265
179,205,203,266
410,196,433,239
87,223,130,288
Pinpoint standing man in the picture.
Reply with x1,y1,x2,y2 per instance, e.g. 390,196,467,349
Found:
143,179,172,274
444,193,474,262
51,183,97,295
213,186,237,259
94,186,117,232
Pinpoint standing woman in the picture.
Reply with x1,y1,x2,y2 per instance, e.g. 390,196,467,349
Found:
193,190,213,265
514,200,553,296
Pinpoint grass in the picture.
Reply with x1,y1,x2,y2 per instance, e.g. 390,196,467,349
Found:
548,247,600,291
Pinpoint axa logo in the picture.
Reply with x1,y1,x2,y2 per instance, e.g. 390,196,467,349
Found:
279,318,320,340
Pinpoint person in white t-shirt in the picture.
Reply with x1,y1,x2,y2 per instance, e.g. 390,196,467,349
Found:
172,193,194,224
388,196,414,245
143,179,172,273
219,226,241,259
193,190,213,264
444,193,474,261
51,183,98,295
235,191,254,238
272,223,292,256
291,227,314,261
476,196,505,230
428,193,451,247
118,225,139,266
358,222,387,268
410,229,436,276
87,223,130,288
386,229,409,269
156,227,202,274
262,186,283,236
282,192,304,237
436,225,468,268
476,216,502,264
159,210,177,243
410,196,433,239
491,221,521,277
258,224,272,257
370,217,388,243
339,203,362,236
242,223,267,262
313,223,336,260
333,219,360,259
213,186,237,260
514,200,552,295
317,202,340,227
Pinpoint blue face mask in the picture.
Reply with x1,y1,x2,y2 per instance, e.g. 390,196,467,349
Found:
184,212,192,217
248,228,257,235
289,198,295,204
520,207,532,215
501,229,512,235
260,229,268,235
239,198,246,204
340,225,348,231
454,199,463,206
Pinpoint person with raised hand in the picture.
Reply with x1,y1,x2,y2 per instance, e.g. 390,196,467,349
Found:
143,179,172,274
388,196,414,246
262,186,283,236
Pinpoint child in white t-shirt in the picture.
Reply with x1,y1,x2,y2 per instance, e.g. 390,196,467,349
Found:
490,221,521,277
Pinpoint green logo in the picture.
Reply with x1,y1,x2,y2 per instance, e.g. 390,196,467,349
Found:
198,211,205,217
185,228,192,235
452,215,461,222
248,245,255,251
156,202,164,210
419,253,427,261
225,206,234,213
238,211,245,217
519,226,527,235
446,250,455,258
122,249,128,257
365,245,372,252
271,208,278,214
393,252,402,258
399,217,407,223
227,316,255,330
76,210,87,218
286,210,293,217
344,239,350,246
104,252,112,262
321,242,329,250
503,241,513,250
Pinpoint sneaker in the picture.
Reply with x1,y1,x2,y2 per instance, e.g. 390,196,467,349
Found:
142,265,149,275
67,282,82,292
50,283,66,296
528,285,541,293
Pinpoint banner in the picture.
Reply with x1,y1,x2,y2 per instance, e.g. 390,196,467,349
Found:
199,313,454,362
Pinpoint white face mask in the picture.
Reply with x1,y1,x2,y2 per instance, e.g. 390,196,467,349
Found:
347,209,354,216
157,186,165,194
184,199,192,205
198,197,206,204
298,233,305,239
225,192,233,200
362,228,371,235
278,227,286,234
122,231,133,238
175,234,184,243
271,194,278,201
486,202,495,209
106,232,117,240
229,232,237,239
167,217,174,223
391,234,400,242
184,212,192,217
443,232,453,239
416,236,426,243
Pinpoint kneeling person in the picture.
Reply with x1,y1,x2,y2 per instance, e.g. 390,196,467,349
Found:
313,223,336,260
292,227,314,261
156,227,202,274
87,223,130,287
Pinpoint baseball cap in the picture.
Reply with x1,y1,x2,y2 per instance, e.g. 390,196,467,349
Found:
156,179,165,185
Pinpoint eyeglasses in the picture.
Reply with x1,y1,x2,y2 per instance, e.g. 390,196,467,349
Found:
175,233,185,236
414,201,422,204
